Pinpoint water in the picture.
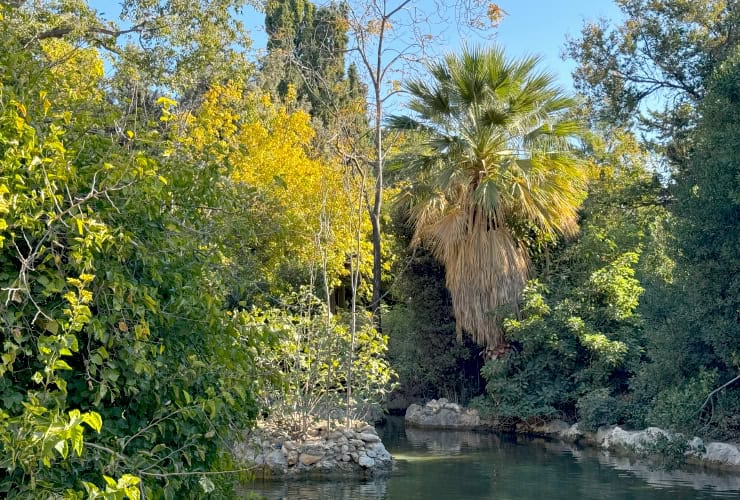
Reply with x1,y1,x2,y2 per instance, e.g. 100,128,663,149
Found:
240,417,740,499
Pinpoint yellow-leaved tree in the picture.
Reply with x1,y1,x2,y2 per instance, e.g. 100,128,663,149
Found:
180,81,371,295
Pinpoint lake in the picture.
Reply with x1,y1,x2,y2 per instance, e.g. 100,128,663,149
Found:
240,417,740,499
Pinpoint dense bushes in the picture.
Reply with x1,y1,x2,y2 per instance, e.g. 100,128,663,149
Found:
385,227,484,406
473,42,739,442
0,2,389,497
0,21,266,496
472,132,669,429
633,48,740,440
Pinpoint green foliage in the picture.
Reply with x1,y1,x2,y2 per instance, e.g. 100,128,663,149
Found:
390,45,588,348
0,4,266,496
566,0,739,158
247,288,397,430
384,243,483,406
80,474,142,500
474,130,668,425
636,433,691,471
262,0,367,142
633,45,740,441
646,370,717,435
576,388,620,432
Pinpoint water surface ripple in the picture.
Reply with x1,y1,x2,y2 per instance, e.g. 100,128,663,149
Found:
240,417,740,499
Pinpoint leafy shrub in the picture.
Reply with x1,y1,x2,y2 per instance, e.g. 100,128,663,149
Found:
637,433,691,470
577,388,620,431
248,288,397,431
385,243,483,406
647,370,717,435
473,131,668,425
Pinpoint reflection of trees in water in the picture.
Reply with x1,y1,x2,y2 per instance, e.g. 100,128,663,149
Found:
529,436,740,494
595,451,740,493
239,478,388,500
404,427,501,453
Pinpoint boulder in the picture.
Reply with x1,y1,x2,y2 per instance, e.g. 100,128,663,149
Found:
359,432,381,443
265,449,287,473
560,423,584,442
703,442,740,467
299,453,323,466
405,400,480,429
358,455,375,468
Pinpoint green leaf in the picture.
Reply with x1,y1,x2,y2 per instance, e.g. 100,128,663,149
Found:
54,439,69,459
199,476,215,494
82,411,103,433
53,360,73,371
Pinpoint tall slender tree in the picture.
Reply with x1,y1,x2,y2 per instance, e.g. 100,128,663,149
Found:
390,46,587,350
263,0,366,135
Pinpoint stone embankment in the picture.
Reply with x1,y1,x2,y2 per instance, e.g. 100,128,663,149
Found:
404,400,740,471
235,421,393,477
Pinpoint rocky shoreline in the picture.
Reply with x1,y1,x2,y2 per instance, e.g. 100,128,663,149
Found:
235,420,393,478
405,399,740,471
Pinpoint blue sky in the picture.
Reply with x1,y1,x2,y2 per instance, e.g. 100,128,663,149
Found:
240,0,624,90
487,0,622,88
91,0,624,90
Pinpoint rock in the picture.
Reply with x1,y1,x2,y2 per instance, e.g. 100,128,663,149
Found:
561,423,584,442
405,404,423,420
265,449,287,472
302,444,327,456
443,402,461,412
405,400,480,429
374,445,392,462
299,453,323,466
237,421,393,477
328,430,344,440
703,442,740,466
359,432,381,443
426,399,442,411
687,436,704,452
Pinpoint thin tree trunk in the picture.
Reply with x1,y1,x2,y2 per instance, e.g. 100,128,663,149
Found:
369,16,385,329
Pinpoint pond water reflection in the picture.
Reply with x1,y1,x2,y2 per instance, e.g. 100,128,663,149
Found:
239,417,740,499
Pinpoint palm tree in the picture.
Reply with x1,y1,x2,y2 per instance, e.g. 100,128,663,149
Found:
389,46,587,350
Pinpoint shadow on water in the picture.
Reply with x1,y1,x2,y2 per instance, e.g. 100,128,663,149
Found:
238,417,740,499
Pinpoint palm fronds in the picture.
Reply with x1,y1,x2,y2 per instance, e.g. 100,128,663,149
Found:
391,45,587,348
